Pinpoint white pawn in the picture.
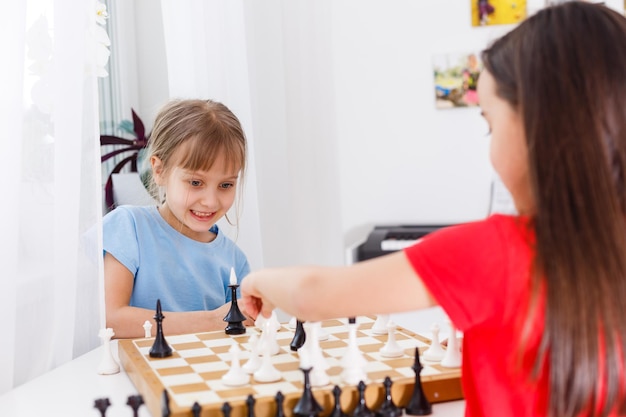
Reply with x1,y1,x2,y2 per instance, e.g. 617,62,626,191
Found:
253,341,281,382
242,333,262,374
440,321,462,368
221,343,249,386
379,321,403,358
288,316,297,329
371,314,390,335
340,319,367,385
143,320,152,338
422,323,446,362
97,328,120,375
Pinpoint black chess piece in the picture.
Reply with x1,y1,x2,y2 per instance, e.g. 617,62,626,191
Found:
246,394,256,417
376,377,403,417
222,402,232,417
150,299,173,358
329,385,349,417
127,395,144,417
352,380,375,417
191,402,202,417
290,319,306,351
293,367,324,417
404,348,432,415
275,391,286,417
94,398,111,417
161,389,171,417
223,284,247,334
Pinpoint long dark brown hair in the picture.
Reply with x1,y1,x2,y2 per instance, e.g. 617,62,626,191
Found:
482,2,626,416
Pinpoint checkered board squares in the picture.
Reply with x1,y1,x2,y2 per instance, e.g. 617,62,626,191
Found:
118,316,463,417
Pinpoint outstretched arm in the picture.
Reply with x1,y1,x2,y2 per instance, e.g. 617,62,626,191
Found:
241,250,436,322
104,253,253,338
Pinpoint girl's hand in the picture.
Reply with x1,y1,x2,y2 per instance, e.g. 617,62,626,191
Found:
241,274,275,320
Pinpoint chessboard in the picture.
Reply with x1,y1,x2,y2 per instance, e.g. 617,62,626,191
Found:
118,316,462,417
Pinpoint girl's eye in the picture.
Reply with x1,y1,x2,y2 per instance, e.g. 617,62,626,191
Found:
220,183,234,189
190,180,202,187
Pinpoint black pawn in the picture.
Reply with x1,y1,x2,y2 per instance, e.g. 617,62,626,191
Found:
404,348,432,415
127,395,144,417
353,381,375,417
329,385,349,417
293,367,324,417
376,377,402,417
275,391,286,417
223,284,247,335
191,402,202,417
150,299,173,358
161,389,171,417
246,394,256,417
290,319,306,351
222,402,232,417
94,398,111,417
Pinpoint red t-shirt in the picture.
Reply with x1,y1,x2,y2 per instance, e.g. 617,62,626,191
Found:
404,214,547,416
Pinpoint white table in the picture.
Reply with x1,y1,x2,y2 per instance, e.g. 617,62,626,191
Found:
0,311,466,416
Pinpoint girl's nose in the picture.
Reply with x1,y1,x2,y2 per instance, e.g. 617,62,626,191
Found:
199,188,219,207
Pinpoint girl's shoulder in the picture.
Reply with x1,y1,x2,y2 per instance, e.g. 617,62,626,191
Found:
103,205,160,228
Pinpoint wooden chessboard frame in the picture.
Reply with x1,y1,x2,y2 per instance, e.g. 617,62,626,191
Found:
118,317,463,417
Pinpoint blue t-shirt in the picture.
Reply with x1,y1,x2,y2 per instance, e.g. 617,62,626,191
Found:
102,205,250,312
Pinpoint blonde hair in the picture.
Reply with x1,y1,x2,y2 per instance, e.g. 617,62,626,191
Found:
146,99,247,224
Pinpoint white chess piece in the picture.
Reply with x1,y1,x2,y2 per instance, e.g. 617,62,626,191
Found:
379,321,404,358
288,316,297,330
340,319,367,385
221,343,250,386
253,341,281,382
143,320,152,338
302,322,330,387
440,321,462,368
371,314,390,335
301,346,330,387
97,328,120,375
422,323,446,362
242,333,262,374
256,319,281,356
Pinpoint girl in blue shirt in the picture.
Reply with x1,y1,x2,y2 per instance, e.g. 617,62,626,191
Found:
103,99,251,338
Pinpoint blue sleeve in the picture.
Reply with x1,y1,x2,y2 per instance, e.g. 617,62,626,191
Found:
102,207,140,276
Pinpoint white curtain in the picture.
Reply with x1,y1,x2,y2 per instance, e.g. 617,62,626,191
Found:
0,0,105,394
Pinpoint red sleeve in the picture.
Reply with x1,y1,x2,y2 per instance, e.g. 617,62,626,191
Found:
403,215,532,332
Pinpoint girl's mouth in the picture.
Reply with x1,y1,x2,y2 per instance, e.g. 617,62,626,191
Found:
190,210,215,220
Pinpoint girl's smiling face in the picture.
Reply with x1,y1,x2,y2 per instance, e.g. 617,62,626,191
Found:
152,150,239,242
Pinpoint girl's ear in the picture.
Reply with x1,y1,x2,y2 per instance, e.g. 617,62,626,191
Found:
151,156,165,185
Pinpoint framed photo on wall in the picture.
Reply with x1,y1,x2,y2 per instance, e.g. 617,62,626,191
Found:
433,52,482,109
471,0,527,26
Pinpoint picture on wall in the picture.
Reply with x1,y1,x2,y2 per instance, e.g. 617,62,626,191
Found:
433,52,482,109
471,0,527,26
